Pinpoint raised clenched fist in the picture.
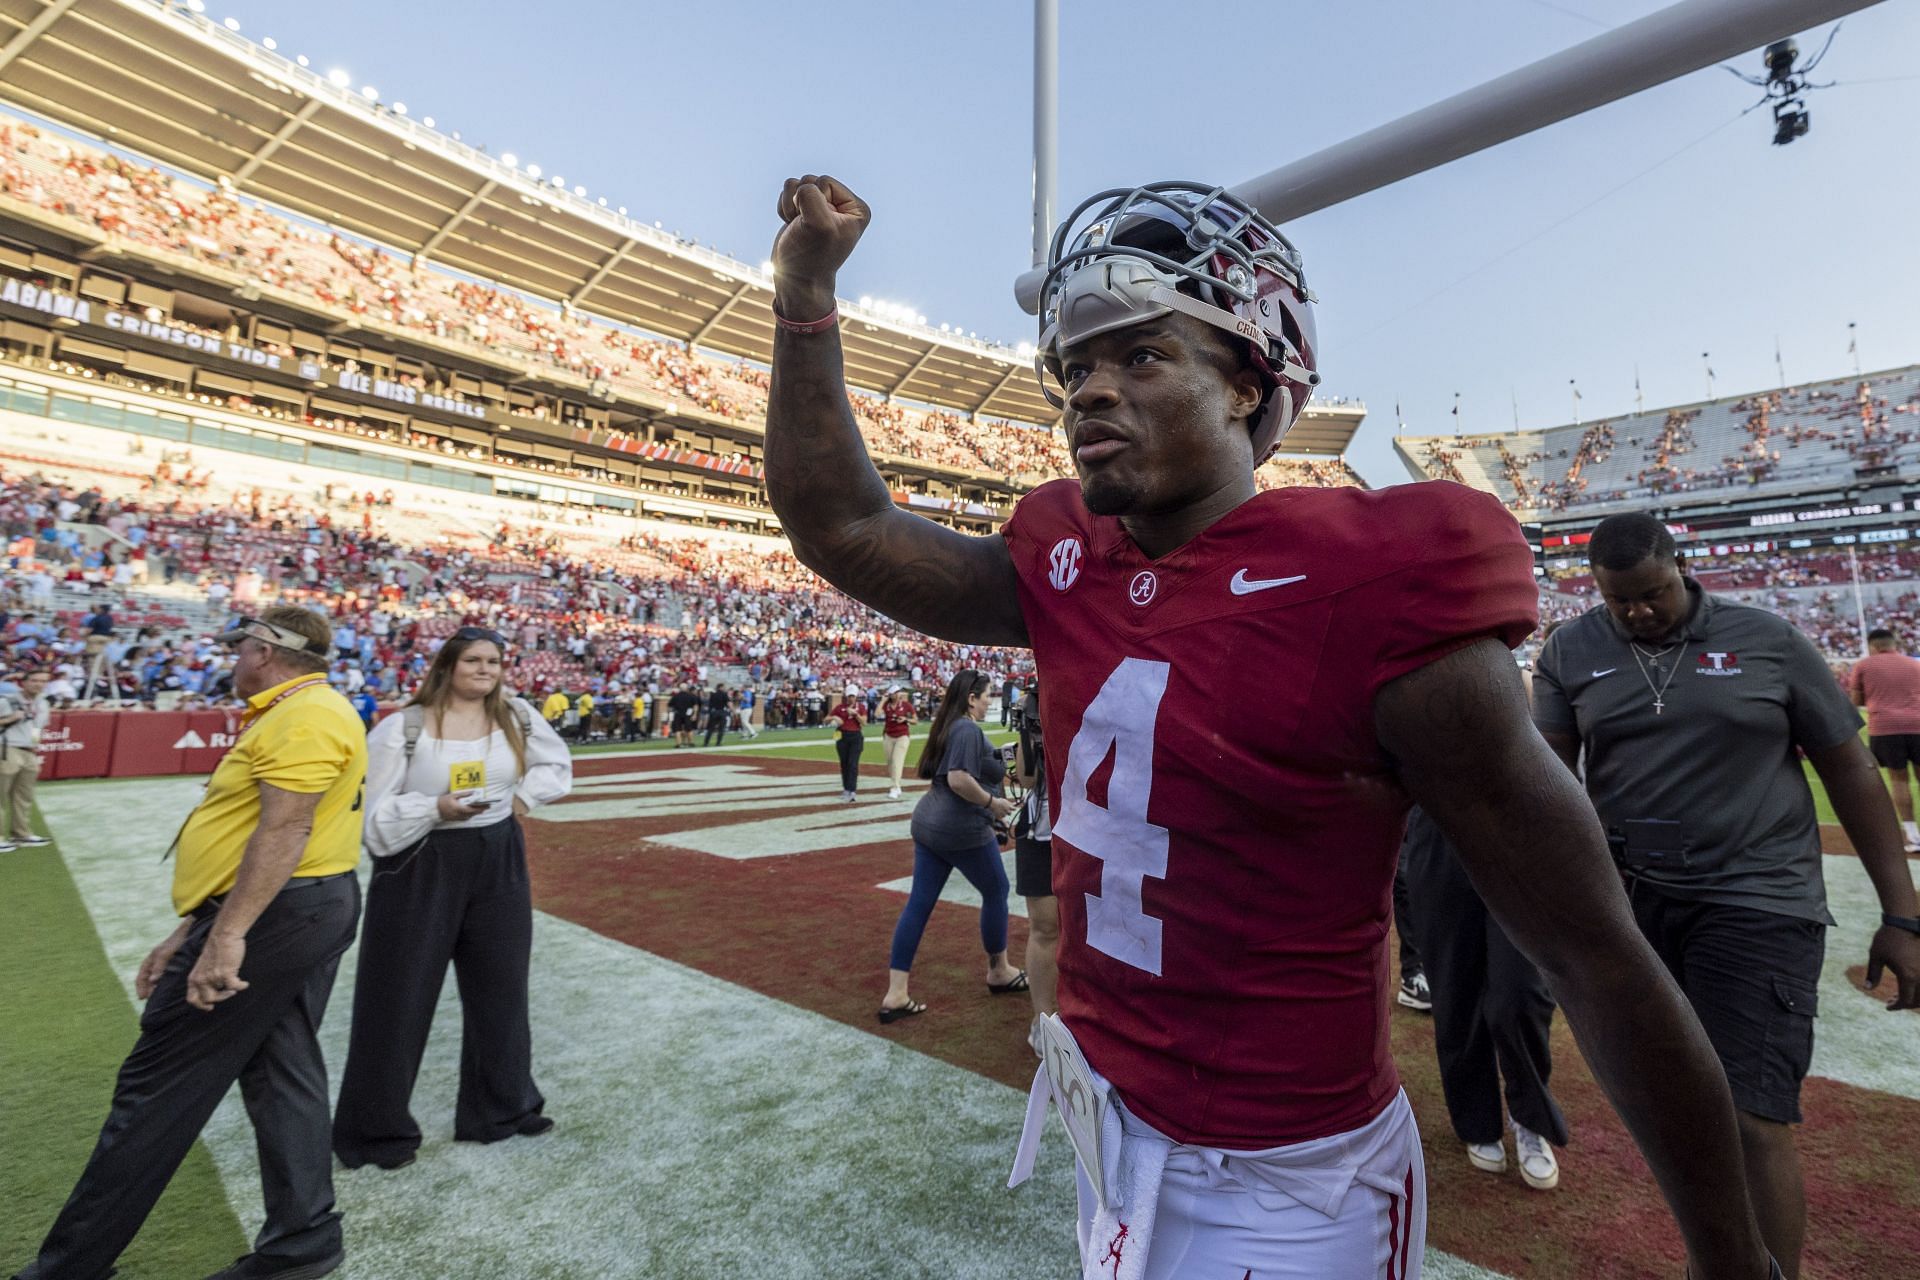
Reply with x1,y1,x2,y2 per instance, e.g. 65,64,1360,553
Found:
772,175,871,300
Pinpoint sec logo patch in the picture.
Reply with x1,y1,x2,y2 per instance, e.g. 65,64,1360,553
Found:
1048,537,1084,592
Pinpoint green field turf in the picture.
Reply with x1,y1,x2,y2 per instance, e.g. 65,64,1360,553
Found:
0,815,247,1277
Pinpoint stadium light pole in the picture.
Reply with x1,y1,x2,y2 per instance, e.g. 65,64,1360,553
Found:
1014,0,1891,311
1031,0,1059,270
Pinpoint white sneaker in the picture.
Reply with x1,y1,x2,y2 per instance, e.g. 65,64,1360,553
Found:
1511,1120,1560,1191
1027,1017,1045,1059
0,841,16,854
1903,821,1920,852
1465,1138,1506,1173
1397,972,1432,1011
887,787,901,800
14,835,50,846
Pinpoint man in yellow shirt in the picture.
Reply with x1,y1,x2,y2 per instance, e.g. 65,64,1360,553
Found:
15,607,367,1280
540,688,569,731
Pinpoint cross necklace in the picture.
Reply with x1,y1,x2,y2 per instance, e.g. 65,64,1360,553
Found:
1630,639,1687,715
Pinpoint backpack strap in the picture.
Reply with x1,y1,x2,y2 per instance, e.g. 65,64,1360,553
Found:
401,703,425,763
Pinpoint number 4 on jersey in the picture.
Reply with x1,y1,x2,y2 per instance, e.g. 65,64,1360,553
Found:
1052,657,1170,976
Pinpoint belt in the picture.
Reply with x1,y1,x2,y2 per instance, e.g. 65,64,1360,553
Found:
192,870,354,920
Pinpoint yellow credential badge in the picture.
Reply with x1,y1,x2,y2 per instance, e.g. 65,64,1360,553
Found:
450,760,486,794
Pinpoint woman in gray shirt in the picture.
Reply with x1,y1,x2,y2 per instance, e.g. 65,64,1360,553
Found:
879,669,1025,1022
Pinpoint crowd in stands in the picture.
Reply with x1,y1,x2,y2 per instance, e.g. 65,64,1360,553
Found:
1255,457,1368,491
1415,370,1920,513
0,461,1033,715
1540,542,1920,665
0,115,1079,486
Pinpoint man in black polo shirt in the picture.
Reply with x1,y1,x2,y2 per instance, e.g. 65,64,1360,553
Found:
1534,512,1920,1279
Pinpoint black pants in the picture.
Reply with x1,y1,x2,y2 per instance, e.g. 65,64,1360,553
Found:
331,820,544,1168
1392,865,1422,980
1401,811,1567,1147
836,733,864,793
702,711,727,747
19,875,360,1280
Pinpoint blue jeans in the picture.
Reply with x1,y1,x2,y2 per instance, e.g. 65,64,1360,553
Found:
887,836,1008,971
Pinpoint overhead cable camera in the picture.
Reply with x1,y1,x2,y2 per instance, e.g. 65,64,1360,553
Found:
1730,27,1840,147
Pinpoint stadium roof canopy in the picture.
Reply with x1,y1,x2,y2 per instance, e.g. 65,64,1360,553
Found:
0,0,1362,455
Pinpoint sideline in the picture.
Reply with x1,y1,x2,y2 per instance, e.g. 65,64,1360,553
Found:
570,726,1015,761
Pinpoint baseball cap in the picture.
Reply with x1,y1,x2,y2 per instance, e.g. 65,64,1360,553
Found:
216,616,313,652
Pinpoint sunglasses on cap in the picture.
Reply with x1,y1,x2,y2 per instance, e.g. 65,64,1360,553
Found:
451,626,508,648
215,616,313,652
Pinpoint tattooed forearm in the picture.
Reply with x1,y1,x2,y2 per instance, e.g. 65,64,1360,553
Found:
1376,641,1769,1277
765,320,1029,648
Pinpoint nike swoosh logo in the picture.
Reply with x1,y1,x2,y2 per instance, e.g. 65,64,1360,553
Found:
1229,569,1308,595
1591,668,1617,678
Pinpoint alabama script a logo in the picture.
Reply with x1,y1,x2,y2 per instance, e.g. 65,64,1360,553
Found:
1696,651,1743,676
1048,537,1084,592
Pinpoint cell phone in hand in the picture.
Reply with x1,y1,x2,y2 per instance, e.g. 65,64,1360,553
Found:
457,790,493,810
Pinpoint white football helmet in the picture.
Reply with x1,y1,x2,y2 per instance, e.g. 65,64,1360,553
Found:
1034,182,1320,460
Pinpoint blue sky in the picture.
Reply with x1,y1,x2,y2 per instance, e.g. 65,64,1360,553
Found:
214,0,1920,485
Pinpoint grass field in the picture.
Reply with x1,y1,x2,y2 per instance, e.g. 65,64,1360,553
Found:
0,815,247,1276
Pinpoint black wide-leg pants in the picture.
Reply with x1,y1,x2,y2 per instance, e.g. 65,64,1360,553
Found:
330,819,543,1168
836,732,863,793
1401,809,1569,1148
18,875,359,1280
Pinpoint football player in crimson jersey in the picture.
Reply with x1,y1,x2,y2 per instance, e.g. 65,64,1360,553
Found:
763,174,1780,1280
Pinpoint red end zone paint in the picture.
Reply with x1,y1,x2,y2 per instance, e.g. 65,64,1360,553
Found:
530,752,1920,1280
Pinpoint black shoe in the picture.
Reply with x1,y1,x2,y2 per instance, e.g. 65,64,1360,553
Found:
516,1113,555,1137
203,1248,343,1280
336,1148,415,1171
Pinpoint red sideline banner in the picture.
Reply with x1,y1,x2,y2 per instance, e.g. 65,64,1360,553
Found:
34,705,383,781
36,710,244,780
180,710,244,774
37,711,118,780
107,712,195,777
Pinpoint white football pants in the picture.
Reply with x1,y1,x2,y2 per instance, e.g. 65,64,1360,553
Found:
1074,1089,1426,1280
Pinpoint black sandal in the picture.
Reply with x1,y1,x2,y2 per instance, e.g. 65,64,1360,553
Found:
987,971,1029,994
877,999,927,1024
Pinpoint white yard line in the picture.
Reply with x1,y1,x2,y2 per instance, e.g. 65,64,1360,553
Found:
1813,853,1920,1100
41,775,1510,1280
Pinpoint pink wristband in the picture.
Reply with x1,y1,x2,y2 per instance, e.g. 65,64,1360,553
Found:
773,303,838,336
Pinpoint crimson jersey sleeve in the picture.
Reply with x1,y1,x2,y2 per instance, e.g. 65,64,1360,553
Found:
999,478,1076,560
1351,483,1539,698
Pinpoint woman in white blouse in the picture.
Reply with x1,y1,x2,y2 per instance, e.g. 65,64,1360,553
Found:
330,626,572,1170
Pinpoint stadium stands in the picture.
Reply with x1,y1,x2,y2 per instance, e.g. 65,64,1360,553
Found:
0,114,1085,485
1398,366,1920,515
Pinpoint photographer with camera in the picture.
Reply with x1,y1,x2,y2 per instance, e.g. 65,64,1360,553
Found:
877,668,1025,1023
1535,513,1920,1279
1011,681,1058,1057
